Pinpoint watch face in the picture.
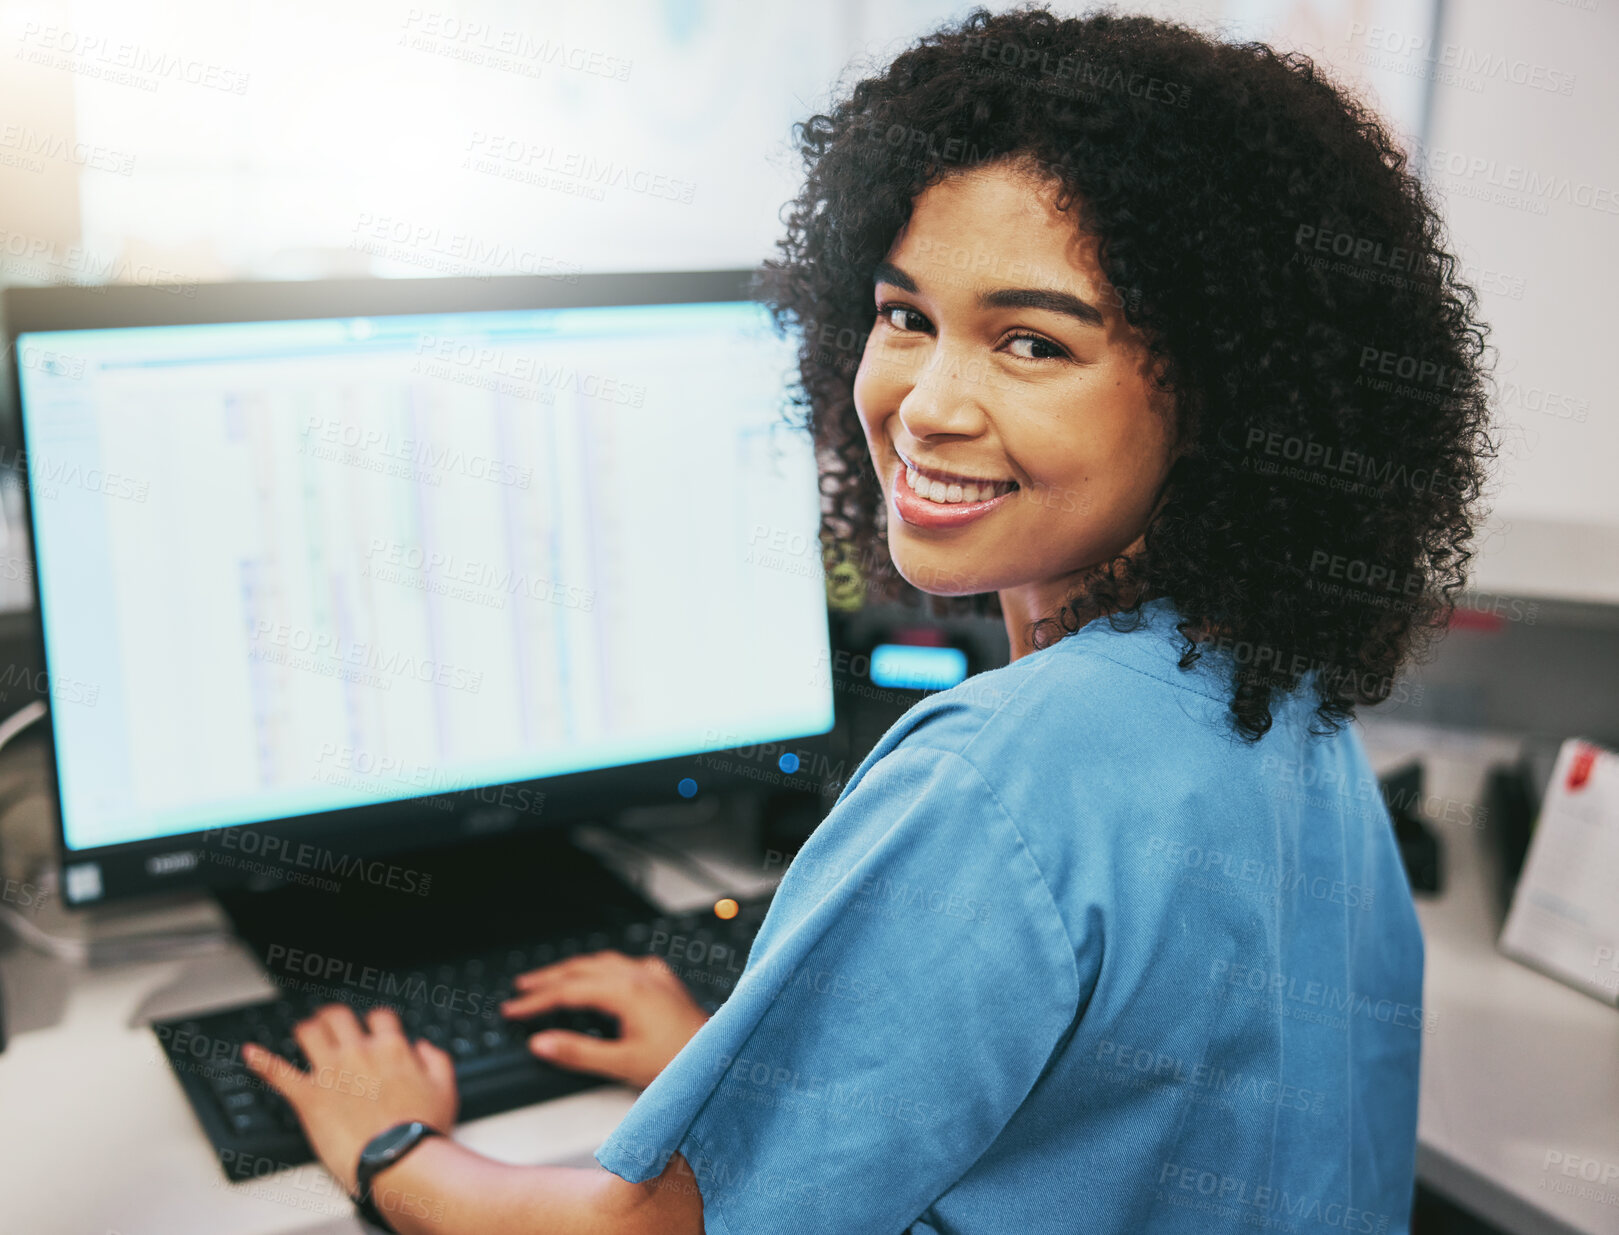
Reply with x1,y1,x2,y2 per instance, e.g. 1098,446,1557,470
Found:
365,1120,425,1165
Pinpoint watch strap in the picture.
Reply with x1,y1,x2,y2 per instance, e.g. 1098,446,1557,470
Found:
354,1120,444,1232
356,1187,392,1232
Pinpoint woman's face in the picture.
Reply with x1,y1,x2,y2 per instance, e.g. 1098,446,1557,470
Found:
853,160,1176,622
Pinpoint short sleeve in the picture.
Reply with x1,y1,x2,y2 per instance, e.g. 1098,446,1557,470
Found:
595,743,1082,1235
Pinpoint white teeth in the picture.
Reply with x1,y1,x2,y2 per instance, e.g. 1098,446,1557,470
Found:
903,461,1012,503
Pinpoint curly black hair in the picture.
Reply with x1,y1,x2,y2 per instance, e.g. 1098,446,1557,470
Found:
756,5,1494,740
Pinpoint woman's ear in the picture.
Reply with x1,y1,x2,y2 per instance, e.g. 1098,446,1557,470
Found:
1143,354,1185,462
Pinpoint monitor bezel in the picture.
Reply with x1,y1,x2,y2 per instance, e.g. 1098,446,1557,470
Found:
3,270,838,906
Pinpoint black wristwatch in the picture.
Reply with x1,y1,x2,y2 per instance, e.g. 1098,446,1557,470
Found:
353,1119,444,1231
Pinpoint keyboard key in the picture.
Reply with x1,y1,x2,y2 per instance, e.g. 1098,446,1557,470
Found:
208,1072,253,1097
229,1108,277,1135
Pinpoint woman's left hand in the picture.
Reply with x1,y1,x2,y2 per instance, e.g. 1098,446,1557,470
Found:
244,1004,459,1195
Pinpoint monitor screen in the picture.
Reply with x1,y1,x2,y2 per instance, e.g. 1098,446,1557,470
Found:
16,296,833,857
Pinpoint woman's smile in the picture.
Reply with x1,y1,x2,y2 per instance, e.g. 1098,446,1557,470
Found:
890,452,1020,528
888,444,1020,527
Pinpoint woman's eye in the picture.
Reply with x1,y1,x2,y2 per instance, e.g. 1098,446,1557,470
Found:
1005,333,1068,361
879,305,930,333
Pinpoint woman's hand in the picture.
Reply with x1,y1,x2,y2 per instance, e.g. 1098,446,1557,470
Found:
501,952,710,1090
243,1004,459,1196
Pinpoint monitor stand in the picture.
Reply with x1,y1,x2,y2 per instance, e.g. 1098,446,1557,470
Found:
215,826,662,976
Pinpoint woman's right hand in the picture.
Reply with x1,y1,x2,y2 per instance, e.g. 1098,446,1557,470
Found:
500,952,710,1090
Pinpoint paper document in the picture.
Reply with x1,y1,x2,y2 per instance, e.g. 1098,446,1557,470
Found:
1500,738,1619,1005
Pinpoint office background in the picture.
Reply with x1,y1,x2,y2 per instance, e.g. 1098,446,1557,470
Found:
0,2,1614,1234
0,0,1616,734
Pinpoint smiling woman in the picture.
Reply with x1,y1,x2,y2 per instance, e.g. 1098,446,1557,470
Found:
593,4,1483,1232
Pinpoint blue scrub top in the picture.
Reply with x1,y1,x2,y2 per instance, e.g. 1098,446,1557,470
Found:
597,598,1424,1235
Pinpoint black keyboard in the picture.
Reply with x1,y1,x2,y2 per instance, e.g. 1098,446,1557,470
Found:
154,895,772,1180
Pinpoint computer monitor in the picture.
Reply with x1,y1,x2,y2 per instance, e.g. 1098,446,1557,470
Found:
5,271,835,905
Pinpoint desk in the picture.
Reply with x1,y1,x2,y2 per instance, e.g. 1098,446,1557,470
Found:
0,938,632,1234
1361,721,1619,1235
3,725,1617,1234
0,836,746,1235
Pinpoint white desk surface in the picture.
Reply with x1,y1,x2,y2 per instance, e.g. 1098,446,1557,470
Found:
1360,722,1619,1235
2,725,1617,1235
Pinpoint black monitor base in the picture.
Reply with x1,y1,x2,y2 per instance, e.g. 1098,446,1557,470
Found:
215,827,661,977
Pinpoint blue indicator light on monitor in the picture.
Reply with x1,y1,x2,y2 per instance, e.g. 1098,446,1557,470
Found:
870,643,969,691
677,777,698,798
779,752,799,773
